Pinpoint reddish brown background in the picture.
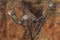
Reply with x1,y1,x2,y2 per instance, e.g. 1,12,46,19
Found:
0,0,60,40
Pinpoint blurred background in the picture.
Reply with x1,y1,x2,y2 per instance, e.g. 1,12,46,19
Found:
0,0,60,40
